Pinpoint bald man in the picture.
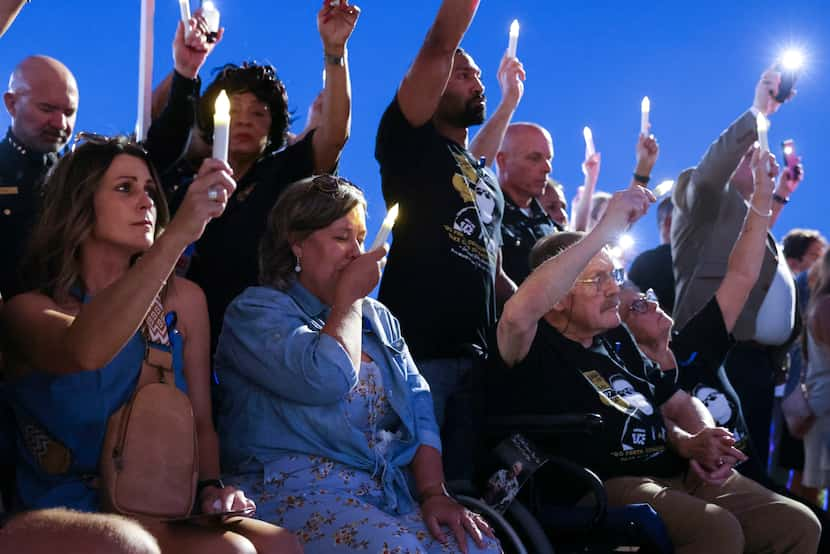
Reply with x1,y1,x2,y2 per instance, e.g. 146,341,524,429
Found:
496,122,557,284
1,55,78,298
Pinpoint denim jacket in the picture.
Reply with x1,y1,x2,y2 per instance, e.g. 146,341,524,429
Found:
214,283,441,514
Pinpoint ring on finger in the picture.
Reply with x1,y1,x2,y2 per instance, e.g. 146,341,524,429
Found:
717,457,725,467
207,187,220,201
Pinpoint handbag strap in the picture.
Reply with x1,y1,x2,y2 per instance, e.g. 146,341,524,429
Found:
138,294,174,385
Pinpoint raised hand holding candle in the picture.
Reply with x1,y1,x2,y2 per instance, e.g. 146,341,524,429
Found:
583,126,595,158
640,96,650,136
756,112,770,153
370,203,399,251
507,19,519,58
212,90,230,163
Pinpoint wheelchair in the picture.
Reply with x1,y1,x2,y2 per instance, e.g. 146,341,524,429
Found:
444,379,674,554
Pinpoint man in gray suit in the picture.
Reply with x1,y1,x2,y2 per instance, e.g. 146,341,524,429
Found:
671,66,803,476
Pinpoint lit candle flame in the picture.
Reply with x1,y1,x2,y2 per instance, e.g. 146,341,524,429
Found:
583,126,595,158
653,179,674,197
507,19,520,58
215,90,230,117
756,113,770,153
780,49,805,71
640,96,650,136
370,203,400,251
212,90,231,163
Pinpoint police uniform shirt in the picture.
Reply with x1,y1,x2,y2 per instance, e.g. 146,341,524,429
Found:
0,129,57,298
500,195,557,285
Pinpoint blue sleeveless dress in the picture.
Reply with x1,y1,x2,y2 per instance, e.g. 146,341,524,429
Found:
8,310,186,512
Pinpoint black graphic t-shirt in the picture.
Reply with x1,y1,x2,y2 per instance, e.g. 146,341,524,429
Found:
487,321,686,481
671,297,750,453
501,196,556,285
375,97,504,360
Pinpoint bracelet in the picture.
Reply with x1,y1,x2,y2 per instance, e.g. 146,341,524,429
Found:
633,173,650,185
324,53,345,67
744,200,772,218
418,482,450,502
773,193,790,205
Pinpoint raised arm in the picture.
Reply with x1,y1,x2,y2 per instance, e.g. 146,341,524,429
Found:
499,136,658,366
1,160,234,376
397,0,479,127
469,54,525,165
145,14,222,176
312,1,359,173
677,68,788,216
770,162,804,228
715,148,778,331
571,152,601,231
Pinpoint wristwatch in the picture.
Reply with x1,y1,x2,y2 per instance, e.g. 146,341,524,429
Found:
324,53,345,67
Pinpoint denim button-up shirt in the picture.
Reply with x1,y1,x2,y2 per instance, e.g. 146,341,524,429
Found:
214,283,441,514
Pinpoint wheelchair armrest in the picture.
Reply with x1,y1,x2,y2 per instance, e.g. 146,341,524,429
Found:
486,413,603,437
543,454,607,529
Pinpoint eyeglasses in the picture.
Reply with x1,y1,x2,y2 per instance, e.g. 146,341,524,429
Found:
574,267,625,294
309,174,362,196
629,288,658,313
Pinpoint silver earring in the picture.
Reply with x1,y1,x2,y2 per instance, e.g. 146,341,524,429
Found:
294,256,301,273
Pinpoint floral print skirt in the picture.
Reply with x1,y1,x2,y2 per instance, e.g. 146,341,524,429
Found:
227,455,501,553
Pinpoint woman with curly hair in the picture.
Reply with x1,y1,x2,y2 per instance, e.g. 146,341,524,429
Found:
151,1,360,350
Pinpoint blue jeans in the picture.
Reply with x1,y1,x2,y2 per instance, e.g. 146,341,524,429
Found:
417,356,479,482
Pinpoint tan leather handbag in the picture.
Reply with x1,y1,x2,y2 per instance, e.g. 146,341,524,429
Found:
99,297,199,519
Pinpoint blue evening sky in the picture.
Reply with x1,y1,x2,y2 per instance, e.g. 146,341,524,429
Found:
2,0,828,259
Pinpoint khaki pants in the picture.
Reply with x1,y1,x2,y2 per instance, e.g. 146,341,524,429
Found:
603,471,820,554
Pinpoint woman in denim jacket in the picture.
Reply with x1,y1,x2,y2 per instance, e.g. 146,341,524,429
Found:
215,175,500,553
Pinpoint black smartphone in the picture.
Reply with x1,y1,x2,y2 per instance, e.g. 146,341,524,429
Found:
773,63,799,103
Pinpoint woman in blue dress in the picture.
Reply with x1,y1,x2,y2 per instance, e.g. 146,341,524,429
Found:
215,175,501,553
0,136,300,553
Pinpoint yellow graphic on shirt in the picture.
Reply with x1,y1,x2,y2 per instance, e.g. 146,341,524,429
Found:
450,148,480,184
581,370,638,416
452,174,475,204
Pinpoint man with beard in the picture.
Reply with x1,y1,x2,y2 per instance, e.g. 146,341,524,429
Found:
0,56,77,299
375,0,523,479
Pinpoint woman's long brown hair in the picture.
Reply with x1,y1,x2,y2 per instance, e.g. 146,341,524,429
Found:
21,138,170,303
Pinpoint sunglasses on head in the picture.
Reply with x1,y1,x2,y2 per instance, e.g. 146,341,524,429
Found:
309,174,362,196
71,132,146,154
